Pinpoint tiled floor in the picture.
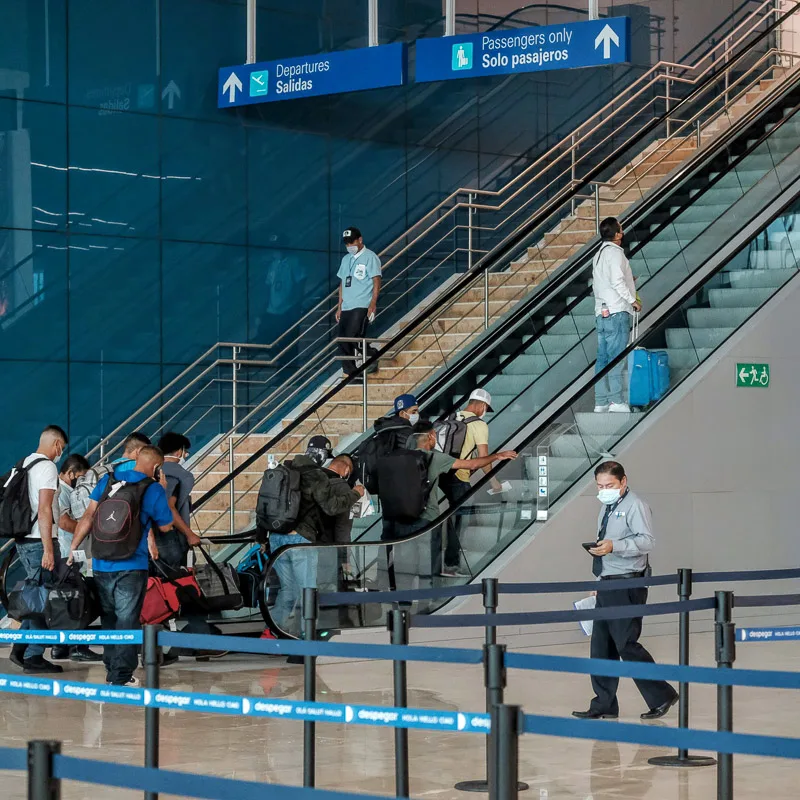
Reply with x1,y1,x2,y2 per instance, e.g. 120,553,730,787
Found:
0,631,798,799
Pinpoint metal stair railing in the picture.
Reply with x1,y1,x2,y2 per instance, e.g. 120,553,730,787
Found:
184,6,800,539
87,2,794,486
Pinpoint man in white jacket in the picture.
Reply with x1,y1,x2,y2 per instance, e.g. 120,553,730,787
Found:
592,218,641,413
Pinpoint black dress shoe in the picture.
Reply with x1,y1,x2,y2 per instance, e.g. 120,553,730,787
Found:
70,646,103,663
572,709,618,720
51,646,70,661
9,645,26,669
23,657,63,674
641,694,679,720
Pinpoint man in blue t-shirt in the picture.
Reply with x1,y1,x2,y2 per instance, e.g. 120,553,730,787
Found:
335,227,382,379
70,446,173,687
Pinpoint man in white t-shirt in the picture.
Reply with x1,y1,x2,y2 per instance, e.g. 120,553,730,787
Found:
9,425,69,674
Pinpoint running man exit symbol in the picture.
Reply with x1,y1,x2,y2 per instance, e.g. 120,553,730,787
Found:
736,362,770,387
452,42,473,71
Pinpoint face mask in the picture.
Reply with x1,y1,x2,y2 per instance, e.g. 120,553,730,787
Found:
408,412,420,426
346,244,359,256
597,488,622,505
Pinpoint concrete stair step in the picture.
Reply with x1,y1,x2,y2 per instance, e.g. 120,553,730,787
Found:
686,306,751,328
708,287,773,309
725,268,793,289
666,326,735,349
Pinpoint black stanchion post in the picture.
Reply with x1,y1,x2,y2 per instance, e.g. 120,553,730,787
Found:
388,609,410,798
715,590,735,800
649,568,716,768
143,624,161,800
456,643,527,794
483,577,498,647
303,587,319,789
493,705,521,800
28,740,61,800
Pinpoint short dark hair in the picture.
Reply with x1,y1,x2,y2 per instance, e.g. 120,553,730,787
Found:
43,425,68,445
122,432,151,453
595,460,626,481
157,432,191,456
61,454,90,474
599,217,622,241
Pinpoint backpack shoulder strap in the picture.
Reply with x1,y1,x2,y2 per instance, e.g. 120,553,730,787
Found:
21,457,49,473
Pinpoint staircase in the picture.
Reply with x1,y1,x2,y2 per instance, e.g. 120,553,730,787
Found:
191,68,791,537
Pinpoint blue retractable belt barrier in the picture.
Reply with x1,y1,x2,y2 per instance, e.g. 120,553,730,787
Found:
738,626,800,642
53,754,394,800
734,593,800,608
0,630,142,645
320,584,482,606
411,598,716,628
505,651,800,689
500,574,677,594
0,747,27,771
692,567,800,583
523,713,800,760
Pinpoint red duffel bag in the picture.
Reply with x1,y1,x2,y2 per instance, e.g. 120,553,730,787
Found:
140,561,201,626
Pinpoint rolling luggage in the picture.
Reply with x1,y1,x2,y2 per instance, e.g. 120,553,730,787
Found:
627,313,670,407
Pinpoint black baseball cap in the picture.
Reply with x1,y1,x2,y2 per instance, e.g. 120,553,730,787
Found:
342,227,362,244
307,435,333,452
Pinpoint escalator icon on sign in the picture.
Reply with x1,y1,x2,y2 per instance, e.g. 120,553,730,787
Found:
452,42,473,71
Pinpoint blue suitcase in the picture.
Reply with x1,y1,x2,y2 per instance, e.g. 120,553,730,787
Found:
628,348,670,407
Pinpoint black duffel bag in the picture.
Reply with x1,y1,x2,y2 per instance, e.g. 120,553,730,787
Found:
192,546,243,612
45,563,100,631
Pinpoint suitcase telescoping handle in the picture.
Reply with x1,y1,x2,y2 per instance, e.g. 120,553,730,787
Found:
631,310,640,344
196,544,233,598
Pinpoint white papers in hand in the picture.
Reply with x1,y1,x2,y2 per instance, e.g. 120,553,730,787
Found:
573,595,596,637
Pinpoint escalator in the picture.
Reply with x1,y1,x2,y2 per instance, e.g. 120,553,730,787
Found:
250,52,800,638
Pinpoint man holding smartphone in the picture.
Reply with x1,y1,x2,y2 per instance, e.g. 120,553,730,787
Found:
573,460,678,721
335,227,381,380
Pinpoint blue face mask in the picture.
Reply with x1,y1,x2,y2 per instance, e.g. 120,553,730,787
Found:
597,488,622,505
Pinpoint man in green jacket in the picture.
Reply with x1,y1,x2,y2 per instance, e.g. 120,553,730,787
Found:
270,437,362,637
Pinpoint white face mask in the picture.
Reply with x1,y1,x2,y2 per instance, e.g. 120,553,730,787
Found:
346,244,359,256
597,488,622,505
408,412,420,426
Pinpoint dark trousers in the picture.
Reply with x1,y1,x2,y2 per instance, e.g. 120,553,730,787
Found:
94,570,148,685
589,584,677,715
16,540,62,660
339,308,369,375
381,518,429,591
435,473,470,572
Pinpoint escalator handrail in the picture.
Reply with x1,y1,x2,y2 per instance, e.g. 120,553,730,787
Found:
192,3,797,512
255,157,800,635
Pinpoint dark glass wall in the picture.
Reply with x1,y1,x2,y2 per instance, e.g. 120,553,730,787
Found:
0,0,749,463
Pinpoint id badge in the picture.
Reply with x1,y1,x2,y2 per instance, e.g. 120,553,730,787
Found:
345,276,352,288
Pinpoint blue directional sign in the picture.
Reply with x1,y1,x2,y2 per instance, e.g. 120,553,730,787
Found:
415,17,630,83
218,42,407,107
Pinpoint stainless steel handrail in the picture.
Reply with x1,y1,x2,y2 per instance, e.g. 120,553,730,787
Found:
88,0,794,472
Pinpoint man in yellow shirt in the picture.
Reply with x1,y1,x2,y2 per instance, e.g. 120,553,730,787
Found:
437,389,503,577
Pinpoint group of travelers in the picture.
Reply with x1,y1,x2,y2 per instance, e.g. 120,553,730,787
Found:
2,426,217,687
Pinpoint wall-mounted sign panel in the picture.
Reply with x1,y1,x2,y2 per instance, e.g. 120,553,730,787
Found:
218,42,407,107
415,18,630,83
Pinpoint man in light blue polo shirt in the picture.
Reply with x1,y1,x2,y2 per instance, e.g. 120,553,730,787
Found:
335,226,382,379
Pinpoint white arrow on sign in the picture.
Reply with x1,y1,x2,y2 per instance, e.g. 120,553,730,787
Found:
594,24,620,59
739,367,750,383
223,71,243,103
161,79,181,110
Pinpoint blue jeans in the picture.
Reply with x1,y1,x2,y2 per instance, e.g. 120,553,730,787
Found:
16,540,61,660
94,570,147,684
270,534,318,637
595,312,632,406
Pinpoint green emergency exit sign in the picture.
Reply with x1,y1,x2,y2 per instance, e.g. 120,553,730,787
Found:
736,363,770,387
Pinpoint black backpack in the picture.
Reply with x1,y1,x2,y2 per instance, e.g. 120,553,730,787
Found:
356,418,412,494
433,412,481,458
90,477,155,561
0,457,49,541
256,463,302,536
376,449,433,523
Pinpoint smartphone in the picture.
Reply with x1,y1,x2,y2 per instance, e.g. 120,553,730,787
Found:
582,542,599,552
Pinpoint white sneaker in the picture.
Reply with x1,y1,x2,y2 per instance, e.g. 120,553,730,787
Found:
608,403,631,413
594,405,610,413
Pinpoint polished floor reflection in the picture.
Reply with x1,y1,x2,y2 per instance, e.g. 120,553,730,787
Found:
0,631,798,799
